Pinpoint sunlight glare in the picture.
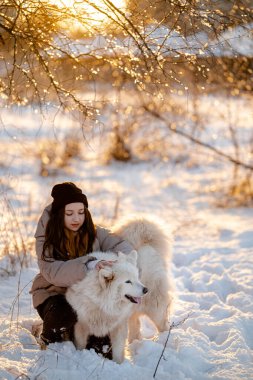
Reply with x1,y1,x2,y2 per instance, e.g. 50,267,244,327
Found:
50,0,126,27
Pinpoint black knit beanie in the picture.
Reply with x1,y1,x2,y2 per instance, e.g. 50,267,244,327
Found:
51,182,88,213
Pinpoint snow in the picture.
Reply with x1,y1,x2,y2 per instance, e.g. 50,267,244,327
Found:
0,93,253,379
50,22,253,60
133,23,253,57
215,23,253,57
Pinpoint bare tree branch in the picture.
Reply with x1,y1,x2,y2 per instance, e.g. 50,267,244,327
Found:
145,105,253,171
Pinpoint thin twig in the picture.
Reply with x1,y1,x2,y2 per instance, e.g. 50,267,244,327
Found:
153,322,174,378
153,314,192,378
145,106,253,171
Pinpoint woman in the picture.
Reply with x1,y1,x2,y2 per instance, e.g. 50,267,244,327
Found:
30,182,133,356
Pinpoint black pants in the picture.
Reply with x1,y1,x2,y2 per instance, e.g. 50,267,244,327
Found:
36,294,112,358
36,294,77,343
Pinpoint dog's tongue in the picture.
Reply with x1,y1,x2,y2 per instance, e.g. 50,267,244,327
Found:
133,297,142,304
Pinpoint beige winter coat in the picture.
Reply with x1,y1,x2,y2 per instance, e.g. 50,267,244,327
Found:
30,204,133,308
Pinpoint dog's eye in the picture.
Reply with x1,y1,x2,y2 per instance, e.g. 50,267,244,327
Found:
125,280,132,284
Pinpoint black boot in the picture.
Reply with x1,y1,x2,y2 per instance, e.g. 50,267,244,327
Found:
36,294,77,344
86,335,112,360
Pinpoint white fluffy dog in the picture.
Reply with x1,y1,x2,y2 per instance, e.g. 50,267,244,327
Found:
66,217,173,363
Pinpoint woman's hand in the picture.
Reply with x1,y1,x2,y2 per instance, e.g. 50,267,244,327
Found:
95,260,116,271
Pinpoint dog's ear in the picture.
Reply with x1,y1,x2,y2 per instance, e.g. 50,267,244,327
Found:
117,251,137,265
126,250,137,265
98,268,114,289
117,252,125,260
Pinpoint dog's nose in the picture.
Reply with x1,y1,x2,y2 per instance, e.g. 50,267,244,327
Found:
143,287,148,294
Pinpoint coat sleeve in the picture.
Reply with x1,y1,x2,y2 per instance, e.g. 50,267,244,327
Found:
96,225,134,254
34,205,92,287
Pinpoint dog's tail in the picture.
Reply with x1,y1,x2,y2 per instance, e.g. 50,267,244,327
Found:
112,215,173,260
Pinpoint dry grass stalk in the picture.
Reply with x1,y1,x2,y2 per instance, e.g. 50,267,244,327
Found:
36,136,82,177
0,196,29,276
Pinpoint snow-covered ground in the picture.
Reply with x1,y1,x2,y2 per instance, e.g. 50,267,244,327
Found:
142,22,253,57
0,94,252,379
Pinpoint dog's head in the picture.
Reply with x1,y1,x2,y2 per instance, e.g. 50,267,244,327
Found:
98,250,148,304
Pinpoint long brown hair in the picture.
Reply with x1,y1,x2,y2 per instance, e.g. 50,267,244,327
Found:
42,206,96,261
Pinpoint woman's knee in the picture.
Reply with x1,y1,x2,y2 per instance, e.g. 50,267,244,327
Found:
37,295,77,330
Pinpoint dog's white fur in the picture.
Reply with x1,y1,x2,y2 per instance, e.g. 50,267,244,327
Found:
66,217,173,363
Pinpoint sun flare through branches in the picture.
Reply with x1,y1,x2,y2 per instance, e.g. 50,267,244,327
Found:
49,0,127,28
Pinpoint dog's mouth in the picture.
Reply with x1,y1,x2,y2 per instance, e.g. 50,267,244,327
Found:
125,295,142,304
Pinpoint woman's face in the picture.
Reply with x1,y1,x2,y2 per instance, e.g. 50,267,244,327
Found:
64,202,85,232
